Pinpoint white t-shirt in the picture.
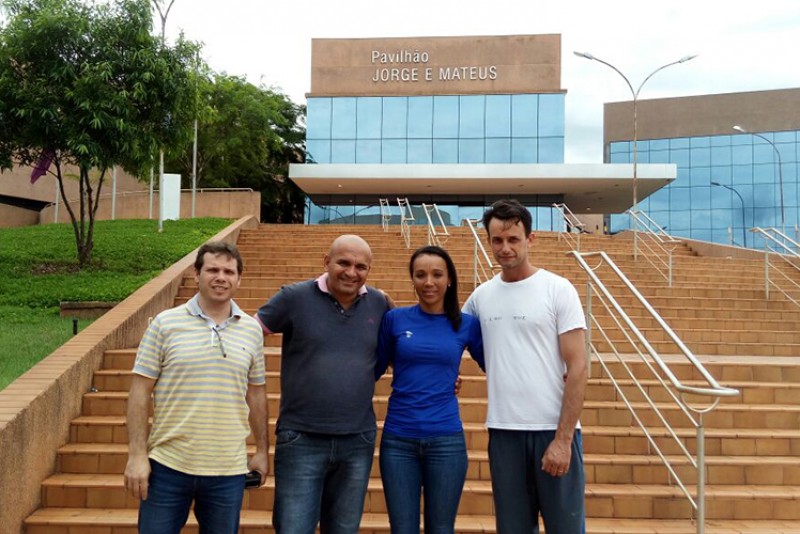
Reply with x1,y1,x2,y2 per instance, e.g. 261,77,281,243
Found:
463,268,586,430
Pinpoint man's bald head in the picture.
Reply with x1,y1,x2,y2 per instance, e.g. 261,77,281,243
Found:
328,234,372,261
323,235,373,308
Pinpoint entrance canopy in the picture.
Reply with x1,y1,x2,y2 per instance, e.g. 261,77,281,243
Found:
289,163,676,213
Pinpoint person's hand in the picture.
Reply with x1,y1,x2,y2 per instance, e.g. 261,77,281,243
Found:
378,289,397,309
541,438,571,478
248,451,269,485
124,454,151,500
454,376,462,395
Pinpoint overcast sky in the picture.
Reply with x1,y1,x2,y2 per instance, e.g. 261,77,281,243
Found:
144,1,800,162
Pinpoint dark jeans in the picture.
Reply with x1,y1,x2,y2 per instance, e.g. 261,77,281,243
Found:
272,429,376,534
137,459,245,534
488,429,585,534
379,431,468,534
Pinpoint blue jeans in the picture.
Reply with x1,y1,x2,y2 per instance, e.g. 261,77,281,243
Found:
272,429,376,534
137,459,245,534
488,429,585,534
379,431,468,534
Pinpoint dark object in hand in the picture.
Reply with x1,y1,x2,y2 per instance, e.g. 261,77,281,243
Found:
244,470,261,489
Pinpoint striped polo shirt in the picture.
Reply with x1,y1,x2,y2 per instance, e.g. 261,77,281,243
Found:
133,294,265,476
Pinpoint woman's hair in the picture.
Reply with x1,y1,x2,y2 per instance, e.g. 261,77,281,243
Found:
409,245,461,331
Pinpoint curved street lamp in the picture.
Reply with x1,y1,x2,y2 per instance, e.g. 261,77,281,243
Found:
574,52,697,255
711,181,747,248
732,125,785,235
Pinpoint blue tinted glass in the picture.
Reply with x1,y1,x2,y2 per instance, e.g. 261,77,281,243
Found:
650,139,670,151
691,136,711,148
459,139,484,163
511,138,537,163
753,163,775,184
710,135,731,147
331,98,356,139
710,166,732,183
692,186,711,210
732,145,753,165
331,140,355,163
690,166,710,186
356,98,382,139
732,164,753,185
648,189,669,211
610,152,630,163
433,139,458,163
459,95,484,139
753,184,775,208
433,96,459,138
671,138,690,149
356,140,381,163
408,97,433,139
305,139,330,164
711,145,732,165
407,139,433,163
486,138,511,163
306,98,332,140
753,142,776,164
636,140,650,152
753,207,777,227
711,186,732,209
383,97,408,139
486,95,511,137
636,151,650,164
538,137,564,163
775,131,796,143
670,148,690,167
511,95,538,137
382,139,406,163
670,187,691,210
610,141,631,153
690,147,711,166
673,168,690,187
731,133,751,146
538,94,565,137
649,150,669,164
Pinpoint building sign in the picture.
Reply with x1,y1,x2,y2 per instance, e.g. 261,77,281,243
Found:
310,34,562,96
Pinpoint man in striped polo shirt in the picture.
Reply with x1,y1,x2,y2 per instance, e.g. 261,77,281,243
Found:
124,241,268,534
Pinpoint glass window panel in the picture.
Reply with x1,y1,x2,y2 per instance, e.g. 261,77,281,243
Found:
433,139,458,163
538,137,564,163
356,98,382,139
486,95,511,137
753,163,775,184
690,167,711,186
408,97,433,139
459,95,484,139
382,139,406,163
753,142,776,164
649,150,670,164
673,168,691,187
669,211,690,231
610,141,631,153
670,148,690,167
648,189,669,211
610,152,630,163
670,187,691,211
692,186,711,210
732,164,753,185
433,96,459,138
650,139,670,151
636,151,650,163
710,166,732,183
753,207,777,227
382,97,408,139
690,147,711,166
753,184,775,208
486,138,511,163
691,209,711,230
355,140,381,163
511,94,538,137
731,133,751,146
732,144,753,165
636,140,650,152
538,94,565,137
459,139,484,163
691,136,711,148
610,213,631,233
711,186,731,210
775,131,796,143
671,138,690,149
710,135,732,147
407,139,432,163
691,227,712,242
511,138,537,163
331,98,356,139
306,98,332,140
305,139,330,164
711,145,732,165
331,140,355,163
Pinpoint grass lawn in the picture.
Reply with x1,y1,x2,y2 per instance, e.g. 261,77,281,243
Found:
0,218,232,390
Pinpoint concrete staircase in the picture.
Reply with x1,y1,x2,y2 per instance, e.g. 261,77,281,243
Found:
24,224,800,533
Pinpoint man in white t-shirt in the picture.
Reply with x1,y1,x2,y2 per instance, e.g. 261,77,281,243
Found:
463,199,587,534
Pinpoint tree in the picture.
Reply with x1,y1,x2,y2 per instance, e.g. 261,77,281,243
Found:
0,0,198,266
166,74,306,223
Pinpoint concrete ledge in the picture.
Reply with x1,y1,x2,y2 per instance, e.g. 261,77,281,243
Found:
0,215,258,534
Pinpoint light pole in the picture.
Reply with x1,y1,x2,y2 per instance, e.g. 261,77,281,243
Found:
732,125,785,235
574,51,697,256
711,181,747,248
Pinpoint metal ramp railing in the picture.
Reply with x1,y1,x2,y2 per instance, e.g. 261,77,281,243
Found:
422,203,449,247
750,227,800,306
463,218,498,288
569,250,739,534
553,202,586,252
627,209,682,286
379,198,391,232
397,198,414,248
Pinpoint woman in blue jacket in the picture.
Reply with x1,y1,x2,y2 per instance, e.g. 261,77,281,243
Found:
376,245,484,534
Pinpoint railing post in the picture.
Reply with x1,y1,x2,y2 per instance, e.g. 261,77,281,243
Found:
668,251,673,288
632,212,639,261
473,239,479,290
696,417,705,534
764,242,770,299
585,282,593,379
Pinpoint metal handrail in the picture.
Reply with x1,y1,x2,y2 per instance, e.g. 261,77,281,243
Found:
397,198,414,249
750,227,800,305
422,203,450,247
569,250,738,533
379,198,391,232
627,209,681,286
463,218,498,289
553,202,585,252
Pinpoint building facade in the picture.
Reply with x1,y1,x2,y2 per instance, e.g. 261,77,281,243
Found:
605,88,800,248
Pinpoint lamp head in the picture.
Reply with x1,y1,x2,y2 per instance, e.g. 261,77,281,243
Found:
710,181,721,187
573,51,594,60
732,125,746,133
679,54,698,63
